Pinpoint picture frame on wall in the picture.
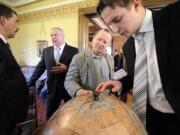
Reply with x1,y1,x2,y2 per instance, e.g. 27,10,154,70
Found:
37,40,48,57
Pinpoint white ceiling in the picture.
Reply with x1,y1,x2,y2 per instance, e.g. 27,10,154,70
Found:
0,0,40,7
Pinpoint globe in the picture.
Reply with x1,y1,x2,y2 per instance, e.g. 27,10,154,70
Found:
41,93,147,135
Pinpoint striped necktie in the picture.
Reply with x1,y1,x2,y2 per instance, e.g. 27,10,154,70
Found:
132,33,148,126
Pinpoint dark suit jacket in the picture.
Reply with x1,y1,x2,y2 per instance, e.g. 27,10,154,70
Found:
121,1,180,120
28,43,79,98
114,54,123,71
0,39,29,130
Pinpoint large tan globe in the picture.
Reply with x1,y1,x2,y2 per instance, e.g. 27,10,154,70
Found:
41,93,147,135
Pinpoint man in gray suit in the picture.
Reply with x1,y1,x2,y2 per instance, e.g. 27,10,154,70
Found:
65,29,114,97
28,27,79,119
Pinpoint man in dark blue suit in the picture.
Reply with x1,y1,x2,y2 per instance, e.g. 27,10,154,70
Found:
28,27,79,120
0,4,29,135
96,0,180,135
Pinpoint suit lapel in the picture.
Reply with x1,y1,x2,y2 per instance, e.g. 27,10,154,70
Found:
0,40,11,53
59,44,68,62
86,50,98,86
48,46,56,65
123,37,136,78
153,11,168,84
0,39,19,69
105,55,113,78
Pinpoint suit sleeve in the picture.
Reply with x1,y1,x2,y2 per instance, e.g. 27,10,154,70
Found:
28,52,46,86
66,48,79,69
0,50,29,128
64,54,82,97
119,75,133,95
119,37,135,94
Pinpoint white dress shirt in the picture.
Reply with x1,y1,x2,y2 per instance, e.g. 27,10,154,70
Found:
134,9,174,113
92,51,110,83
54,43,65,64
0,34,7,44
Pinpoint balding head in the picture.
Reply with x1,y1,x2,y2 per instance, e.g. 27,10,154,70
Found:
50,27,65,47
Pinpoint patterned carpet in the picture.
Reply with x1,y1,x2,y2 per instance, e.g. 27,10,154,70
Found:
31,98,65,134
36,97,47,126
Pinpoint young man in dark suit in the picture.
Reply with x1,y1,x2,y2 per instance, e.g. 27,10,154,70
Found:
0,4,29,135
96,0,180,135
28,27,79,120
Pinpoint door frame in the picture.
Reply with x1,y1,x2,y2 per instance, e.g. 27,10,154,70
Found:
78,6,96,52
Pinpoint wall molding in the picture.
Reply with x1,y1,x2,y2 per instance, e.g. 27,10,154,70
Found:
2,0,39,7
19,0,98,24
18,0,84,14
19,0,176,24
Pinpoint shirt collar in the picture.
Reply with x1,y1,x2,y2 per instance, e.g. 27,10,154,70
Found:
0,34,7,44
91,50,106,59
54,43,65,50
133,9,153,37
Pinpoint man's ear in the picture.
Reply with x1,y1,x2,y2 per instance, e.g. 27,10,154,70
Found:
134,0,141,10
0,16,6,26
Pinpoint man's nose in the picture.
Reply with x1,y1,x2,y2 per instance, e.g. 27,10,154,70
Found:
110,24,118,33
51,36,56,39
15,28,19,33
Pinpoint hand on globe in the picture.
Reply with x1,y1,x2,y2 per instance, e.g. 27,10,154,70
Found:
95,80,123,93
76,89,93,96
40,93,148,135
